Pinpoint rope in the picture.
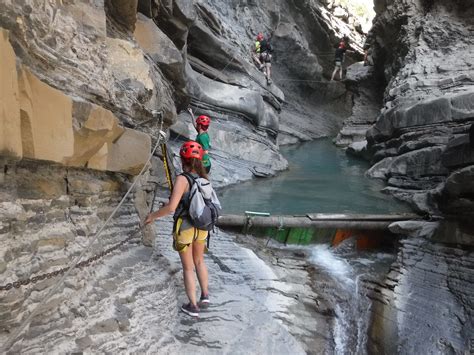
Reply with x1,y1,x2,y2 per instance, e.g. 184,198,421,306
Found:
275,79,330,83
1,117,165,353
161,142,174,191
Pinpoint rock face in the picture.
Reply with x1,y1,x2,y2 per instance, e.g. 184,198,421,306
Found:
0,29,22,159
4,0,473,354
335,62,383,150
360,0,474,216
0,21,151,175
368,233,474,354
327,2,474,353
0,0,370,351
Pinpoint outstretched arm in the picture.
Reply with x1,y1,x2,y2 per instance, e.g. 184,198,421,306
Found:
144,175,188,224
188,108,198,132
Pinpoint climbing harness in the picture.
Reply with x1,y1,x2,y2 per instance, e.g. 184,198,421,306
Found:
1,117,166,353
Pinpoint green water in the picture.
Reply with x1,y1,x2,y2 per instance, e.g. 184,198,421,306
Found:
219,139,411,215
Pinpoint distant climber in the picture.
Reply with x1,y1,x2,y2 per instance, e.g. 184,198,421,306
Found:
252,32,265,71
259,33,274,85
331,40,354,81
145,141,218,317
188,108,212,173
251,32,273,84
363,48,369,66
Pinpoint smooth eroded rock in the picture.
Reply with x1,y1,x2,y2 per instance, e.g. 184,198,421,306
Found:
88,128,151,175
67,100,125,167
450,90,474,121
0,29,22,159
18,68,74,164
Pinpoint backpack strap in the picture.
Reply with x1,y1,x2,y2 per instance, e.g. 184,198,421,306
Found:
180,172,195,187
180,172,196,198
173,173,194,232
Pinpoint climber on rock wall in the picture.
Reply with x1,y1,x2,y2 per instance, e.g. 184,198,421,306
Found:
331,38,354,81
259,33,274,85
252,32,265,71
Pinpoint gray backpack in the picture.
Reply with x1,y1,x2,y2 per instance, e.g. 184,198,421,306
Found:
181,173,221,232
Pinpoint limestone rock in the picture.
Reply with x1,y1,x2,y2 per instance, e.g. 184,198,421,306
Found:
363,0,474,214
67,101,125,168
386,146,449,178
335,62,380,148
186,65,280,133
439,165,474,217
88,128,151,175
388,221,439,239
134,13,185,92
441,134,474,169
0,29,22,159
18,68,74,164
345,62,373,82
105,0,138,32
368,237,474,354
443,165,474,198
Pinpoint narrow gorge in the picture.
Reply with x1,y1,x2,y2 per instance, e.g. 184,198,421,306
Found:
1,0,473,354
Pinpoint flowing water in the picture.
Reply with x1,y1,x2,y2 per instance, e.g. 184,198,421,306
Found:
310,243,395,354
219,139,410,214
219,139,407,353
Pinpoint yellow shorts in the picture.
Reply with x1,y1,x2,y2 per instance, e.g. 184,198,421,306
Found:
174,218,208,253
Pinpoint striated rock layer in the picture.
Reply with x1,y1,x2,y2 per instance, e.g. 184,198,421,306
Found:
367,233,474,354
0,0,368,352
330,1,474,353
363,0,474,216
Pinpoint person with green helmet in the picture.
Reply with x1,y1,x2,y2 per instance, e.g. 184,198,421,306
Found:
252,32,265,71
188,108,212,173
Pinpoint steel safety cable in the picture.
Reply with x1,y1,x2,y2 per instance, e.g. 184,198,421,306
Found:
1,117,165,353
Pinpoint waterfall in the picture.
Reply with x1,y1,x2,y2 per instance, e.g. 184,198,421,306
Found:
310,244,378,354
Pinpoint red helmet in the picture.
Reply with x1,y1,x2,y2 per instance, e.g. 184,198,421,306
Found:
257,33,264,41
196,115,211,126
180,141,203,160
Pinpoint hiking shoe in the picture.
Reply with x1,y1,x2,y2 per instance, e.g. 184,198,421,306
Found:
199,294,210,308
181,303,199,317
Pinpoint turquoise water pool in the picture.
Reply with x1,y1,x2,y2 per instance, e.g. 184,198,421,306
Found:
219,139,411,215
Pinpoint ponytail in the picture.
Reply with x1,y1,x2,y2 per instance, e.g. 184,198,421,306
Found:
181,157,208,180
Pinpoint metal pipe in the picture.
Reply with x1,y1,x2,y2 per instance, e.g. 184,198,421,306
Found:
217,214,421,230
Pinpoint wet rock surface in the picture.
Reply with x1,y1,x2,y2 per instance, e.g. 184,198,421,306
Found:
3,218,319,354
367,234,474,354
0,1,370,351
1,1,473,354
359,0,474,215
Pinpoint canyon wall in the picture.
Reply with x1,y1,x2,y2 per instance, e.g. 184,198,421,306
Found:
0,0,365,350
346,1,474,352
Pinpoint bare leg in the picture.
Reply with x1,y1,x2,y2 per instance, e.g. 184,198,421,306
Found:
331,67,338,81
266,64,272,80
193,241,208,296
179,247,197,306
253,54,263,69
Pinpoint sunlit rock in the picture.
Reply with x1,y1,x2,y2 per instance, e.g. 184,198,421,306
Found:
67,101,125,167
18,68,74,164
88,128,151,175
0,29,22,159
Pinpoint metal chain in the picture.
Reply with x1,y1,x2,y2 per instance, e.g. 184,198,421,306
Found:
1,117,165,353
0,230,141,292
